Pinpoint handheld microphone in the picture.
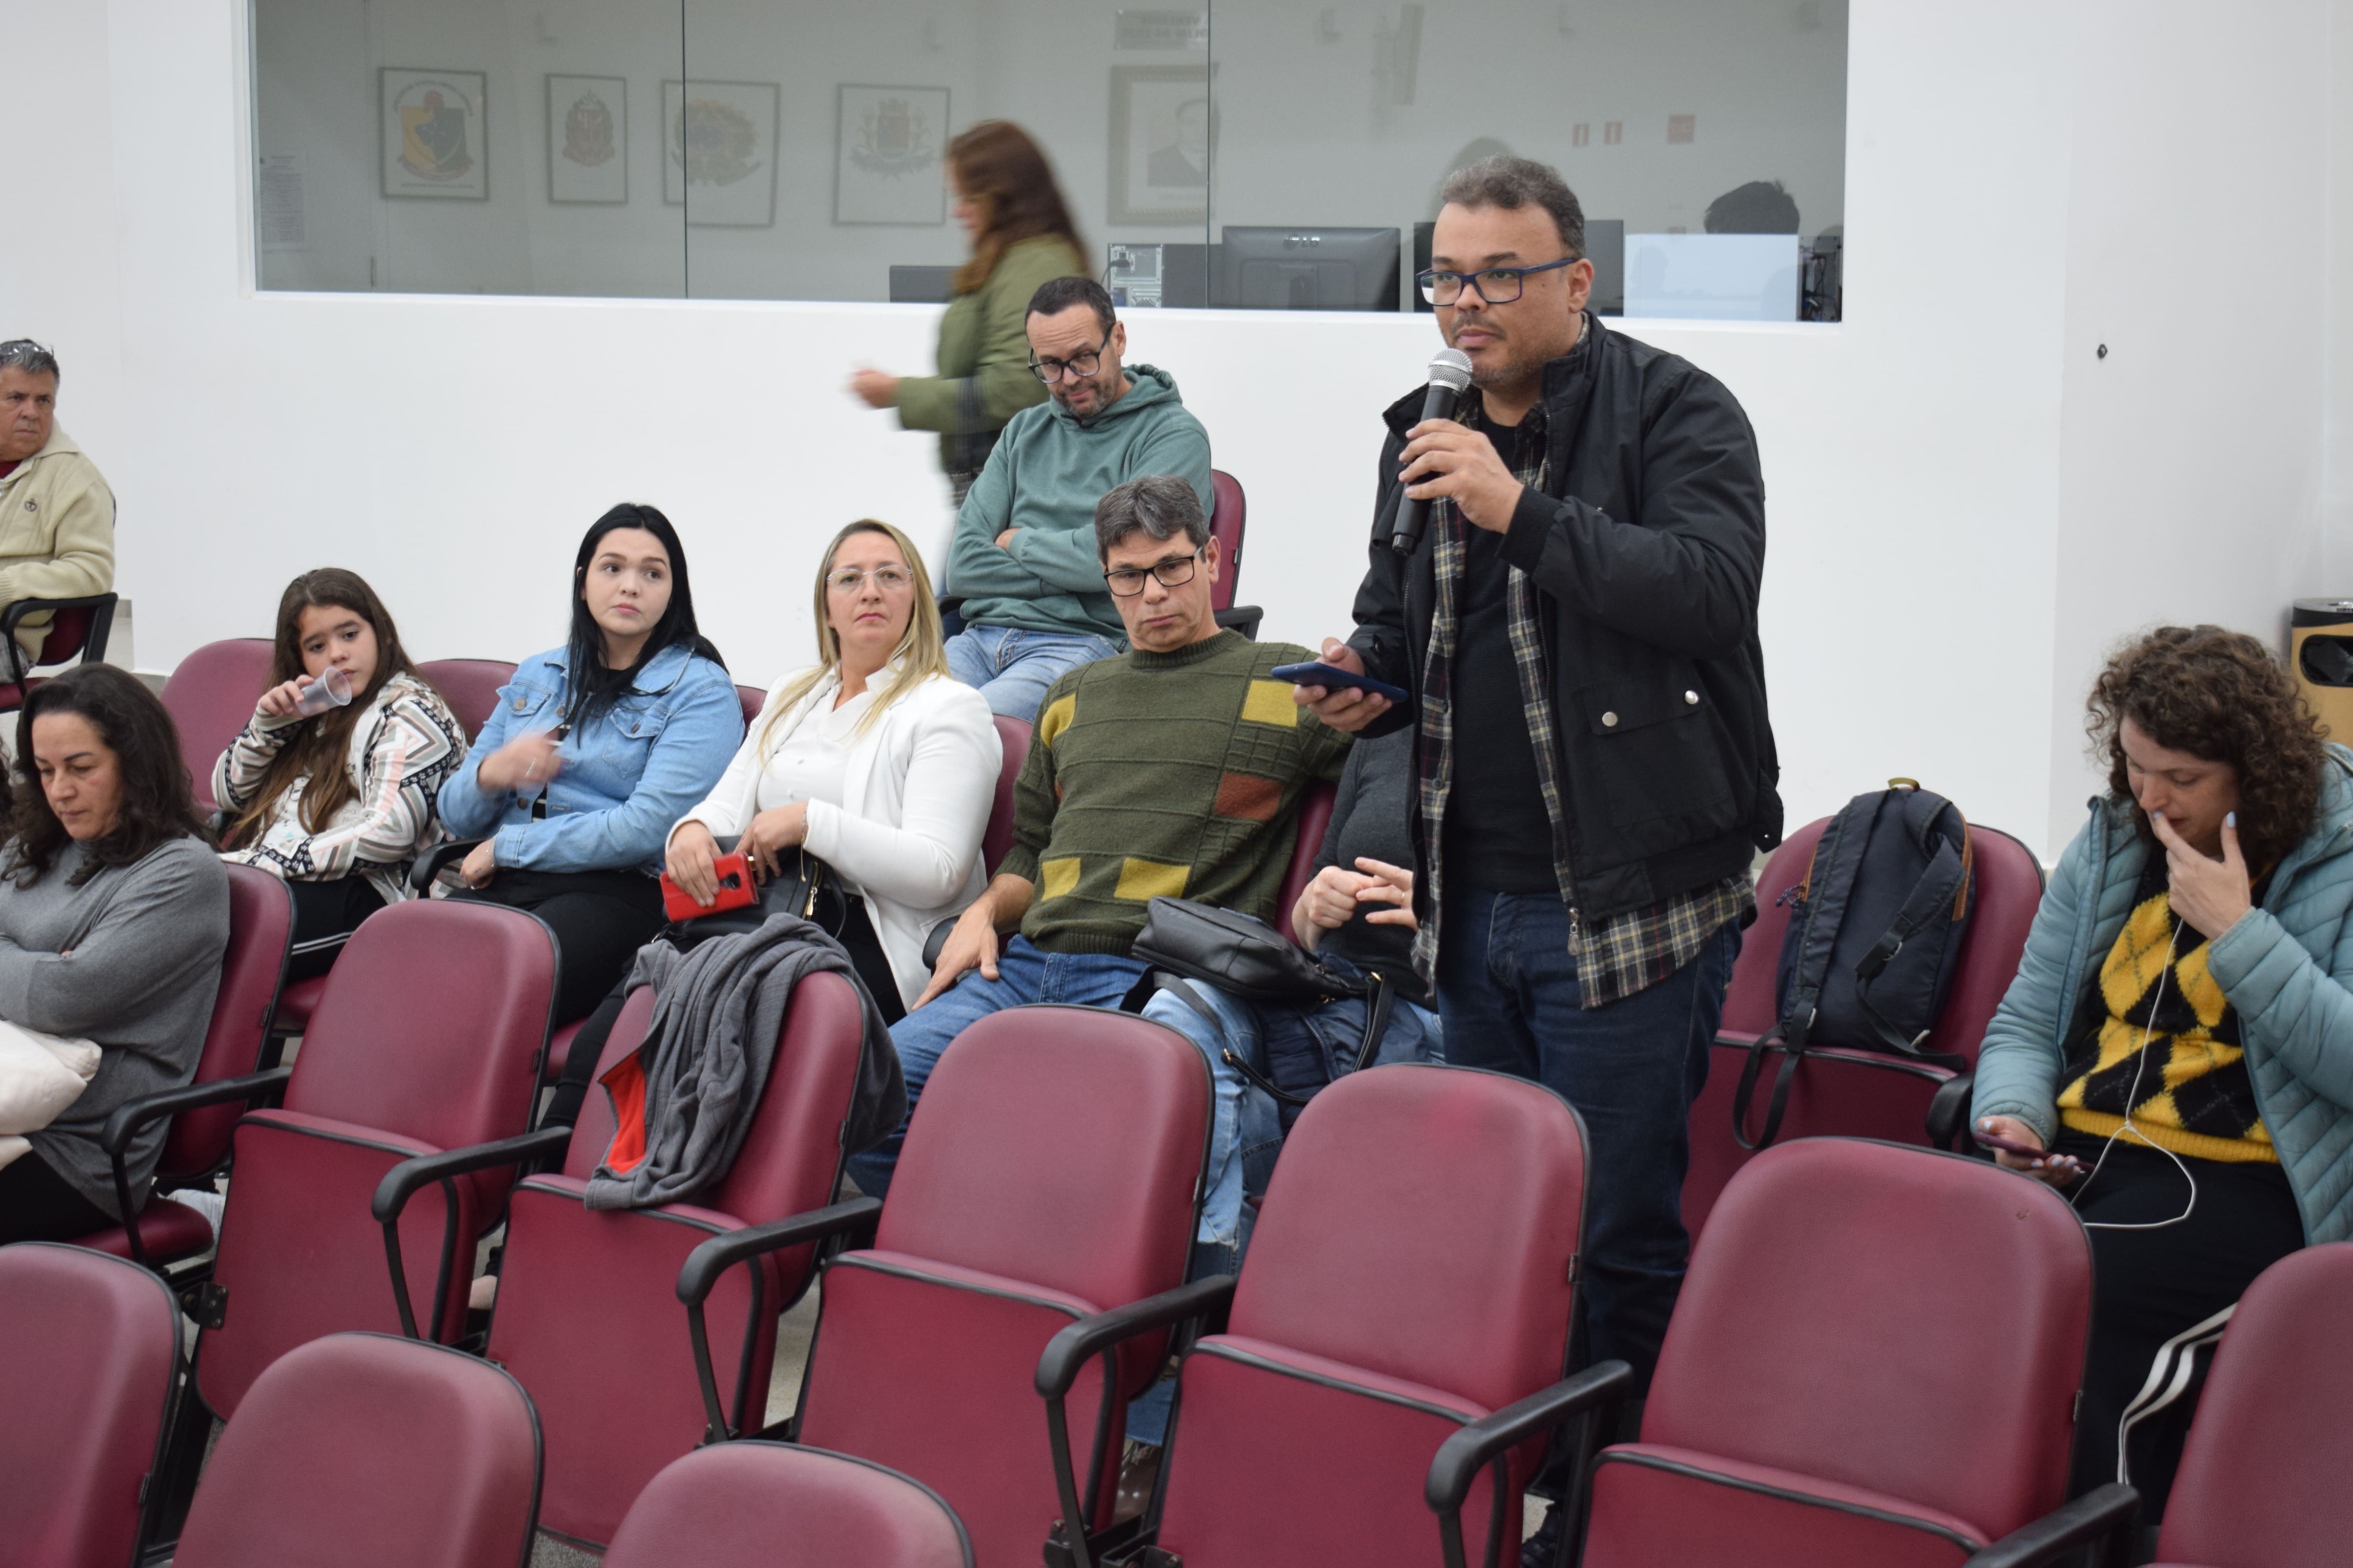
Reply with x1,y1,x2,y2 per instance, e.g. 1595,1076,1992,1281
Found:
1389,346,1475,556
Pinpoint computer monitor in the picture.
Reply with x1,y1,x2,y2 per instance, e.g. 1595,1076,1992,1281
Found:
887,265,957,304
1217,227,1401,311
1412,219,1622,315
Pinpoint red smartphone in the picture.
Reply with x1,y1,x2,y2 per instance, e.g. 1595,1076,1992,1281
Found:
1976,1128,2079,1166
660,849,757,923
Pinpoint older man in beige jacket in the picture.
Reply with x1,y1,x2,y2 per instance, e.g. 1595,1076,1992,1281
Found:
0,341,115,665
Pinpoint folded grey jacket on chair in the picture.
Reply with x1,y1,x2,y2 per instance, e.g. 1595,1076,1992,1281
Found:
585,916,903,1211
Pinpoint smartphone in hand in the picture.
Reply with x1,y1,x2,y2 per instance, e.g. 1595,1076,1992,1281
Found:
1976,1128,2081,1169
1269,661,1410,707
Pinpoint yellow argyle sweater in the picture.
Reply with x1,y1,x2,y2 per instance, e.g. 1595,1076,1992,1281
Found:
1000,631,1352,955
2056,853,2277,1163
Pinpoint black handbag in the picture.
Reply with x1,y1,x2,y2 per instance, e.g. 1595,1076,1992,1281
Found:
662,835,848,950
1121,895,1396,1105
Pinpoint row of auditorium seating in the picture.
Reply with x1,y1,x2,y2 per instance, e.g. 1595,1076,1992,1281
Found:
9,1015,2349,1566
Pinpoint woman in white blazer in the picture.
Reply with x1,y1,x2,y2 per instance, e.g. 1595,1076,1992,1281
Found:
666,519,1000,1019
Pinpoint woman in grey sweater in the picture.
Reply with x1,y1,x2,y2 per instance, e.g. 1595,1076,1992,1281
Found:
0,663,227,1243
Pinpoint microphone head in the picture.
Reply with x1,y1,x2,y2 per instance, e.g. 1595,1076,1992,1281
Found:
1427,346,1474,392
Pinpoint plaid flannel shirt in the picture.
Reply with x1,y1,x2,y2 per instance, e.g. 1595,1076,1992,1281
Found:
1412,332,1752,1009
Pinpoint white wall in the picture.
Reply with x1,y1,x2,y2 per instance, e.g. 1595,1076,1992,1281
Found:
4,0,2343,862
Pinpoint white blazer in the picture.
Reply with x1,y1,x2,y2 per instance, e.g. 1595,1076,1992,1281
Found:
671,667,1000,1012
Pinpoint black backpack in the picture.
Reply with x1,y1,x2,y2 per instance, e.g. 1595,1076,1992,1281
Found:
1732,781,1975,1151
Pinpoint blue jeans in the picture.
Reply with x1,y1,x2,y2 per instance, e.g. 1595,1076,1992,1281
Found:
1437,888,1740,1392
845,936,1146,1198
944,625,1119,723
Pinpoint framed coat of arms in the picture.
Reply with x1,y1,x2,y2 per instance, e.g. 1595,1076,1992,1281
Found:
548,75,627,204
834,84,949,225
663,79,780,228
381,68,487,200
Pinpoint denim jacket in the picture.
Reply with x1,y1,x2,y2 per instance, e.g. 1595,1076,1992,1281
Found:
436,642,743,876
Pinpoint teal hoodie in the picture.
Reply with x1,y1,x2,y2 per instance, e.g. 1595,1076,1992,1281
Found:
944,363,1212,642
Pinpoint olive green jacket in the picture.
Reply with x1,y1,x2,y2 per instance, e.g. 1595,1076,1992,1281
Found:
895,235,1087,476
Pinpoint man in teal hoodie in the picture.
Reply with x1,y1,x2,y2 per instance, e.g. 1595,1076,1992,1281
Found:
942,275,1214,721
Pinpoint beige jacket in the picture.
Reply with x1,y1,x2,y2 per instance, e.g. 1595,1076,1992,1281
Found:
0,423,116,663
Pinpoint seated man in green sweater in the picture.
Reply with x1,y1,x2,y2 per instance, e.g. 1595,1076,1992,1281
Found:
941,276,1215,722
849,473,1348,1255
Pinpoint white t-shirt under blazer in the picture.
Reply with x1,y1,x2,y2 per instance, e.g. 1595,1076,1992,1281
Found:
672,665,1000,1012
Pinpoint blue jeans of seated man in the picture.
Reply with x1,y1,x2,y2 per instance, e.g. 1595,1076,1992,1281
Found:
944,624,1121,724
844,936,1146,1199
1125,979,1444,1444
1437,888,1741,1395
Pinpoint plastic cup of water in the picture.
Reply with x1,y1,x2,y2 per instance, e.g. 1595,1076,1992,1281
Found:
294,665,353,716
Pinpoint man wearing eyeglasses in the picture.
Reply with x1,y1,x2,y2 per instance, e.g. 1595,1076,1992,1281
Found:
1297,158,1779,1442
940,276,1212,723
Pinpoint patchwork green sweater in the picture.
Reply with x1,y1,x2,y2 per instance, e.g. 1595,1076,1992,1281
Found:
1000,631,1352,955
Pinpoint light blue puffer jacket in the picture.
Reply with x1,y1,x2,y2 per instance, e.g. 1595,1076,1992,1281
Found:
1973,743,2353,1243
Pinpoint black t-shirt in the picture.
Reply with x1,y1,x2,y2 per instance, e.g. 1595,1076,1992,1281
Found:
1440,419,1556,894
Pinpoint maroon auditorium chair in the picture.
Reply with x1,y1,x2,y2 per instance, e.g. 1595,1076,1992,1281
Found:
738,682,768,728
75,864,293,1270
376,973,870,1548
0,592,117,716
414,657,517,742
984,714,1029,873
604,1442,973,1568
1039,1062,1595,1568
1207,469,1262,638
1682,812,2046,1236
679,1007,1211,1565
0,1242,183,1568
2145,1243,2353,1568
1576,1138,2135,1567
159,637,272,814
194,900,555,1419
173,1332,541,1568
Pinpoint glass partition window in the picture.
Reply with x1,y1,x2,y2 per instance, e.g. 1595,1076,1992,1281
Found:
251,0,1846,320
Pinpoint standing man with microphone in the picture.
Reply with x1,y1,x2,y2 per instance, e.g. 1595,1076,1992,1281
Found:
1298,157,1779,1450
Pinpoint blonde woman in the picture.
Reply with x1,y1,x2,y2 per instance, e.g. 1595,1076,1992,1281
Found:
667,521,1000,1021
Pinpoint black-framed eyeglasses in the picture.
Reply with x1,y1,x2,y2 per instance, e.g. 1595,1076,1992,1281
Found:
1029,343,1105,384
1103,547,1202,597
1416,256,1579,306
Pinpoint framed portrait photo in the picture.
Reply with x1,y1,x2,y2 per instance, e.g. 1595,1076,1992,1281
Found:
834,84,949,225
381,67,487,200
548,74,627,204
663,78,780,228
1110,66,1211,225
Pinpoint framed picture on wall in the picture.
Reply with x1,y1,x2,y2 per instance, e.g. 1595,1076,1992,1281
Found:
1109,65,1211,225
380,68,488,199
547,75,627,204
834,84,949,225
662,79,780,228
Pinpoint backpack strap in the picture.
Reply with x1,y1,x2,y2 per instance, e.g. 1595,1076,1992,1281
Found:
1128,970,1318,1108
1352,971,1398,1073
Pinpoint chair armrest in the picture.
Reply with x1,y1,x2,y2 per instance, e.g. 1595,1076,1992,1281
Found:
921,919,952,971
98,1065,292,1268
1213,605,1263,640
676,1196,884,1442
1928,1070,1977,1152
372,1126,572,1340
411,839,483,892
1036,1275,1237,1400
1426,1360,1634,1568
1960,1483,2140,1568
1714,1028,1763,1050
0,594,118,686
1035,1275,1238,1568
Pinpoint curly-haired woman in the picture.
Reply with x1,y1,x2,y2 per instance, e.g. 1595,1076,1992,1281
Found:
1974,625,2353,1516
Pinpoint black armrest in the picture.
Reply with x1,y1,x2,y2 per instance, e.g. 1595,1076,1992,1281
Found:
676,1197,883,1441
1035,1275,1238,1568
921,920,953,971
1426,1360,1633,1568
372,1126,571,1339
411,838,483,893
1960,1482,2139,1568
1213,605,1263,641
1928,1070,1977,1152
98,1065,292,1268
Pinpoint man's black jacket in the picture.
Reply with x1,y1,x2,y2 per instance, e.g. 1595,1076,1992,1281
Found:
1348,315,1782,923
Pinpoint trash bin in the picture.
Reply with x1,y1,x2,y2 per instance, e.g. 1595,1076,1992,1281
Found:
2292,599,2353,741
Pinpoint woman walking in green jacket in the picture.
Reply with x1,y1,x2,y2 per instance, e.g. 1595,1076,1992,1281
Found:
848,121,1087,506
1974,626,2353,1521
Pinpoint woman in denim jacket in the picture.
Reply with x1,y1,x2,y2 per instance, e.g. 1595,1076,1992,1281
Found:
436,503,742,1022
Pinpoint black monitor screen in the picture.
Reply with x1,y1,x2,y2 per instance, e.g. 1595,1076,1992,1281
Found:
1218,227,1401,311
